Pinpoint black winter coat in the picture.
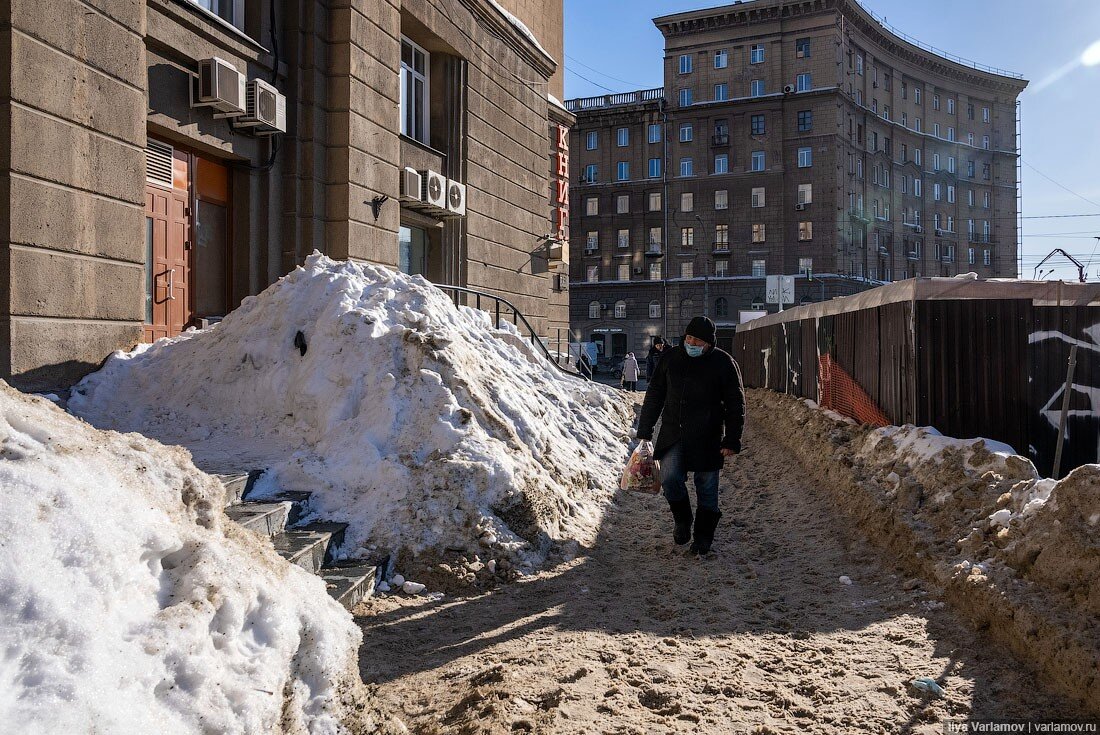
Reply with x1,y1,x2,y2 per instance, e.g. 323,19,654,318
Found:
636,345,746,472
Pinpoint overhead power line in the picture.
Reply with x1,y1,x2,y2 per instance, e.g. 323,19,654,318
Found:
565,54,650,89
1023,161,1100,212
565,66,620,94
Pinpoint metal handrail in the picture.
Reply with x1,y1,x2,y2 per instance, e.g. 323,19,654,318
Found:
434,284,586,379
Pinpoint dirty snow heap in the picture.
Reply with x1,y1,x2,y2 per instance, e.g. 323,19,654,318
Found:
70,253,631,565
0,383,371,733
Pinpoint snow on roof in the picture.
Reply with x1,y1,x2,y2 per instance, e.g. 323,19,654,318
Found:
0,382,365,731
70,253,631,567
548,92,568,111
486,0,555,63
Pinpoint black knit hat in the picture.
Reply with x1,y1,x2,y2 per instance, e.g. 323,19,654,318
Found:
653,336,664,345
684,316,716,345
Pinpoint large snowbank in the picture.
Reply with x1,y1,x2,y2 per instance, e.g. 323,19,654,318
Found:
0,382,375,733
70,254,631,566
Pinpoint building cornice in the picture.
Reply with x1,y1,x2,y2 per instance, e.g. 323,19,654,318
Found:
457,0,558,82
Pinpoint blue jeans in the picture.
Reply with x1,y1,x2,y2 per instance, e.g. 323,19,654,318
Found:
660,442,720,512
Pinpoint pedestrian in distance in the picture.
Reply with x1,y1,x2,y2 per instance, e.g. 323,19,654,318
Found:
644,336,666,386
621,352,640,391
578,351,593,381
635,316,745,555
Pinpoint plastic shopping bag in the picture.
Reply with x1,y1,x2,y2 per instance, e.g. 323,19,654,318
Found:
620,440,662,494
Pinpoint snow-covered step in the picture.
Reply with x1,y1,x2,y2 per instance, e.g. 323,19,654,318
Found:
263,490,313,526
215,472,252,505
272,522,347,574
319,557,388,611
224,501,292,538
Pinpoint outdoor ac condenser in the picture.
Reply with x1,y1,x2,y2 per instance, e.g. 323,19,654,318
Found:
445,179,467,217
420,170,447,210
194,58,246,115
400,168,423,202
239,79,287,134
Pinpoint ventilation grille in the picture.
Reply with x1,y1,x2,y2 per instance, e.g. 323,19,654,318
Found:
146,140,174,188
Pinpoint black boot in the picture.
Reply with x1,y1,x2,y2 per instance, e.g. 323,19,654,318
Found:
668,499,693,545
690,508,723,555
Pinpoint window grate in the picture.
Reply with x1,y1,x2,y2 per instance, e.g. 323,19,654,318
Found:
146,140,174,188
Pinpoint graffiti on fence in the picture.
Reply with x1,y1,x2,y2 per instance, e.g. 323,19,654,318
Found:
1028,321,1100,473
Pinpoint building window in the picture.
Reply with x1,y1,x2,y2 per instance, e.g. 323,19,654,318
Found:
914,148,922,166
586,231,599,250
967,189,975,206
796,73,811,92
799,221,813,241
751,79,765,97
968,132,975,146
983,220,990,238
585,197,598,215
680,261,694,279
648,192,662,211
588,301,600,319
901,176,908,194
856,54,864,75
798,110,812,132
947,185,956,203
983,249,991,266
857,158,863,178
615,300,627,318
715,224,729,247
797,183,812,204
712,260,728,279
714,154,728,174
715,49,728,68
714,83,728,101
983,191,990,208
796,37,811,58
679,88,693,107
752,223,766,243
902,81,908,99
855,89,863,106
914,87,921,105
933,94,940,111
400,37,430,144
617,228,630,248
618,263,630,281
583,164,597,183
967,103,975,120
681,227,694,248
933,153,940,171
901,111,907,127
617,162,630,181
799,257,813,275
982,135,990,150
681,192,694,212
948,98,956,115
680,124,693,142
947,127,956,142
648,123,661,144
948,157,956,174
679,54,692,74
616,127,629,147
680,158,694,177
751,44,765,63
914,117,921,133
933,122,941,138
649,158,662,178
983,107,990,122
649,300,662,318
648,227,662,250
649,262,662,280
715,190,728,210
586,265,598,282
617,195,629,213
752,259,766,277
933,182,941,201
797,147,812,168
586,131,597,150
883,105,890,121
968,247,975,265
914,178,922,197
713,297,729,317
751,151,765,171
751,114,765,135
967,160,975,178
752,186,765,208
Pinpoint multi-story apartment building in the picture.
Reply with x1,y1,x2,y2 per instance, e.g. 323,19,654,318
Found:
0,0,570,390
567,0,1027,359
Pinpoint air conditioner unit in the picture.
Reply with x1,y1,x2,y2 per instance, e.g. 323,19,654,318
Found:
445,179,467,217
193,57,245,115
783,84,795,94
795,202,807,211
420,169,447,209
914,225,923,233
400,168,423,202
238,79,286,133
633,266,643,275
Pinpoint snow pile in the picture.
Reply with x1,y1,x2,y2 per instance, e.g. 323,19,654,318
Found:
70,253,631,567
0,382,378,734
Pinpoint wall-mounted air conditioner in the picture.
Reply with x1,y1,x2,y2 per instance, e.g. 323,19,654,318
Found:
782,84,795,94
633,266,643,275
193,57,246,115
238,79,286,134
420,169,447,209
445,179,467,217
400,168,423,202
795,202,807,210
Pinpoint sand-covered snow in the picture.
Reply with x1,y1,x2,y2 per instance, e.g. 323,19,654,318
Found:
69,254,632,566
0,382,375,733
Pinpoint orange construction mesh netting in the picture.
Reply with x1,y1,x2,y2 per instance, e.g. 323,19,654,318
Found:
817,354,890,427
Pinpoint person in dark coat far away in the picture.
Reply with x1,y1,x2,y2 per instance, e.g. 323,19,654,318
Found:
578,351,593,380
644,336,666,383
636,316,745,555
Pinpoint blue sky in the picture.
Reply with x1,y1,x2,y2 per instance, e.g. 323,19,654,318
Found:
563,0,1100,281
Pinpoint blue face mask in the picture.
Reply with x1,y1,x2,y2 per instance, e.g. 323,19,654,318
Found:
685,344,705,357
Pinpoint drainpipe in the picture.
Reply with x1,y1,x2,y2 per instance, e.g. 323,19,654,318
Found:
661,98,669,338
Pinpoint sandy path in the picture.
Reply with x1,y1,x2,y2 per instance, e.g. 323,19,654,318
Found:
355,403,1072,734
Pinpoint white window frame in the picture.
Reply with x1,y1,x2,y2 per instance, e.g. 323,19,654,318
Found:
588,301,600,319
650,301,662,318
617,161,630,181
714,154,729,174
648,158,661,178
680,158,694,177
192,0,246,30
585,197,598,216
679,88,692,107
751,151,765,172
752,259,766,277
714,49,728,69
648,124,661,144
586,131,597,150
797,147,812,168
649,262,661,281
750,79,765,97
714,83,728,101
617,228,630,248
616,127,629,147
752,187,765,208
796,73,811,92
616,195,630,214
648,192,662,211
715,189,729,210
679,54,692,74
680,192,694,213
680,124,693,142
614,300,627,317
798,183,812,204
750,44,765,64
586,265,599,283
400,36,431,144
680,261,694,279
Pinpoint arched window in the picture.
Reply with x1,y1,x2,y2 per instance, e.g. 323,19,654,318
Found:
614,300,627,318
715,297,729,317
649,300,661,318
589,301,600,319
680,298,694,315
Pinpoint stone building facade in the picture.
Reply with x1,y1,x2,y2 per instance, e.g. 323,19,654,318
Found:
0,0,569,390
566,0,1027,361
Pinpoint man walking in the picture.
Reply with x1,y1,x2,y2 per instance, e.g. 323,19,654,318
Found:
636,317,745,555
644,337,665,386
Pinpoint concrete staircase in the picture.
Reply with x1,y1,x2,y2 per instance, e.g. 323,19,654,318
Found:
216,471,387,611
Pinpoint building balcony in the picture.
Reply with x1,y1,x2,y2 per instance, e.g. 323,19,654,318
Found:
644,245,663,258
968,233,992,244
711,133,730,146
906,250,921,261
